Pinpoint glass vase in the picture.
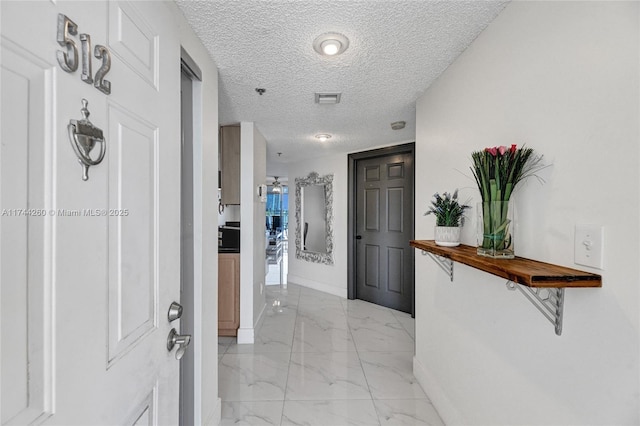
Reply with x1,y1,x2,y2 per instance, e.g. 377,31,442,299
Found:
476,201,514,259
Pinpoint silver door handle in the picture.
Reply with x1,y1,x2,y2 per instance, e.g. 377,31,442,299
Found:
167,328,191,360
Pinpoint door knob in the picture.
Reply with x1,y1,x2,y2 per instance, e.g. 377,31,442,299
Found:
167,301,183,322
167,328,191,360
355,235,362,240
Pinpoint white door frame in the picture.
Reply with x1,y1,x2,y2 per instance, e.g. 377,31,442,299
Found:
180,47,203,426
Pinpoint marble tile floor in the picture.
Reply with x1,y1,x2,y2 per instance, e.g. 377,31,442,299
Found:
218,284,444,426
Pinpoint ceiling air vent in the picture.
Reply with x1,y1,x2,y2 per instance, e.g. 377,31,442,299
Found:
315,92,342,104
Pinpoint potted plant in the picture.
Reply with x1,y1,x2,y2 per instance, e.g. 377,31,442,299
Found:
424,190,470,247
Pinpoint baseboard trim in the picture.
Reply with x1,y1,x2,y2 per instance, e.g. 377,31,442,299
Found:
236,327,254,344
413,355,464,425
287,274,347,299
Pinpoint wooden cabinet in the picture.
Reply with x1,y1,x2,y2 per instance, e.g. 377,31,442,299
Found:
220,125,240,205
218,253,240,336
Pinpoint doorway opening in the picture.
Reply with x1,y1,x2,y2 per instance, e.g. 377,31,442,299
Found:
266,178,288,286
347,143,415,316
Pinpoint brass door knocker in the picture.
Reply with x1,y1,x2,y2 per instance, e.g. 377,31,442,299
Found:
67,99,106,181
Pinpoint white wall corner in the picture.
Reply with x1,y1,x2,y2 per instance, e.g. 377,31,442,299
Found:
239,122,255,333
413,356,464,425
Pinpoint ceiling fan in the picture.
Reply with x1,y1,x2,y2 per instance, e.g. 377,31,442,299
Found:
272,176,282,194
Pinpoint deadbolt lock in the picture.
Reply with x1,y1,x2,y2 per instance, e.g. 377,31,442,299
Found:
167,301,183,322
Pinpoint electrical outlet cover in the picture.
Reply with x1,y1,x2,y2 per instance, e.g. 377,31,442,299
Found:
574,224,604,269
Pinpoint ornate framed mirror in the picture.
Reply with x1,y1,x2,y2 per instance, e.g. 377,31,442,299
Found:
295,172,334,265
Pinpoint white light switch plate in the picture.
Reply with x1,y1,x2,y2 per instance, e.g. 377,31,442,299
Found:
574,224,604,269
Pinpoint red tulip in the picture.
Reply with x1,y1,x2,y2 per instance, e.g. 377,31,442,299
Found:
510,144,517,153
487,147,498,156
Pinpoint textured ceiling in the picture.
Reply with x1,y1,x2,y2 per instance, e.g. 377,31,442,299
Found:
176,0,509,172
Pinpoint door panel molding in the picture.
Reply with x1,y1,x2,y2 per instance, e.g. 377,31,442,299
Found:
364,245,380,289
0,41,55,425
364,188,380,231
107,102,159,367
387,162,405,179
387,187,404,233
108,1,159,89
365,165,380,182
387,247,404,294
127,386,157,426
348,143,415,315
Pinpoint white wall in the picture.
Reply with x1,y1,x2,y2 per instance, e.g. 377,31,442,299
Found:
238,122,266,343
252,125,267,326
287,153,348,297
413,2,639,424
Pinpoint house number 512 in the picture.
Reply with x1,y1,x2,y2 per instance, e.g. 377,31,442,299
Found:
56,14,112,95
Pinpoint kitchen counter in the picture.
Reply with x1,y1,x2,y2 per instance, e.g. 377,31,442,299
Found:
218,247,240,254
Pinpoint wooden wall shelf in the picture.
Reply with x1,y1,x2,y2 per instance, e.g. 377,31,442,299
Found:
410,240,602,335
409,240,602,288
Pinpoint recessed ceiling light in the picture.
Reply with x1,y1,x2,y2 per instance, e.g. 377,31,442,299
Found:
313,33,349,56
321,40,340,55
315,134,332,142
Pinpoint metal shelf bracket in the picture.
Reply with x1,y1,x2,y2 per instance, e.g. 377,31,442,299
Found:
421,250,454,282
418,246,566,335
506,281,564,335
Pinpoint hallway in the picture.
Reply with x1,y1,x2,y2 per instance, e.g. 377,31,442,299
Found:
218,284,443,425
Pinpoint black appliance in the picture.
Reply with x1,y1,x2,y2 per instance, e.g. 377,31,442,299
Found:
218,221,240,252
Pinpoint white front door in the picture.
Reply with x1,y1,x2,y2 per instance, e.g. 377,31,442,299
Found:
1,1,183,424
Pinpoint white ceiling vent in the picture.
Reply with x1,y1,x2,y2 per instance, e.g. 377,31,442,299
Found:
315,93,342,104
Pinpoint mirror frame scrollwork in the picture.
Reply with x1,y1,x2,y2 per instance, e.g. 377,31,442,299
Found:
295,172,334,265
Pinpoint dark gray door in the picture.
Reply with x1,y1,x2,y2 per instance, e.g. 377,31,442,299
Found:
355,152,414,313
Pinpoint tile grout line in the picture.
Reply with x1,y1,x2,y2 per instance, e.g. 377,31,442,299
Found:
340,300,378,396
280,285,302,425
341,299,384,426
